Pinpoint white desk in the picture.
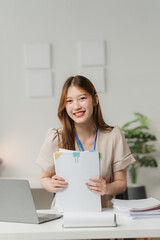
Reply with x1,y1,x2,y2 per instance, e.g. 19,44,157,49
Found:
0,209,160,240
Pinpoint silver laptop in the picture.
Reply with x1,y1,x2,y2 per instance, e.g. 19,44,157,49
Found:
0,179,62,224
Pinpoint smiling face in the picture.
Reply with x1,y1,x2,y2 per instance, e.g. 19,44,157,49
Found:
66,86,96,127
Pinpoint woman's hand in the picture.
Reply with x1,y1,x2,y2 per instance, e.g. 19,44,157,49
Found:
40,170,68,193
51,175,68,192
86,177,108,196
86,169,127,196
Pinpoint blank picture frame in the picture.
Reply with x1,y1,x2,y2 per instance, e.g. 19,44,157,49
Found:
80,40,105,66
24,43,51,69
80,67,105,93
26,70,52,97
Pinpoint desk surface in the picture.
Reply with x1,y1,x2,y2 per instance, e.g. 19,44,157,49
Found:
0,209,160,240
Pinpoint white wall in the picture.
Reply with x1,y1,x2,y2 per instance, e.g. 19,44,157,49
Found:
0,0,160,198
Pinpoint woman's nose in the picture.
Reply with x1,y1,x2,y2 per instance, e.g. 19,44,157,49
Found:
74,100,81,109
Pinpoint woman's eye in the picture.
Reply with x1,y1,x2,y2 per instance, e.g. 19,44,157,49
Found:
66,99,72,103
80,97,86,101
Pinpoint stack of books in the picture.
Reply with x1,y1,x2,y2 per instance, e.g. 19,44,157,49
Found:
112,197,160,219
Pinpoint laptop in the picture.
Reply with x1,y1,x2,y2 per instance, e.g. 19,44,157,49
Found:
0,179,62,224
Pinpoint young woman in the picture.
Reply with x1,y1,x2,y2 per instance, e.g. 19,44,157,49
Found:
36,75,135,209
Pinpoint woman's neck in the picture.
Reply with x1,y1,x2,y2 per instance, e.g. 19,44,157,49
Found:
75,123,97,151
75,122,97,140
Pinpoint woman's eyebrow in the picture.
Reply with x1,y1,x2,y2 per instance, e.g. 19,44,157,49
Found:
78,93,88,97
66,93,87,99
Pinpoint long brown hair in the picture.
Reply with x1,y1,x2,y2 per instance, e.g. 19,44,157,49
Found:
57,75,112,150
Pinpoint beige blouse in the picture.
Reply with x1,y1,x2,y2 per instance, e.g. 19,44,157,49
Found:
36,126,136,208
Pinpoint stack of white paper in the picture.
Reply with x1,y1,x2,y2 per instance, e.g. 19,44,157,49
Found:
112,197,160,219
63,211,116,227
54,151,101,212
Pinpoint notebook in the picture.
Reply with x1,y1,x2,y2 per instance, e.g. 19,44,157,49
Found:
0,179,62,224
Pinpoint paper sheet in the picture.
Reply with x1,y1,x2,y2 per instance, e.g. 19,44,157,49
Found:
63,211,116,227
112,197,160,210
54,151,101,212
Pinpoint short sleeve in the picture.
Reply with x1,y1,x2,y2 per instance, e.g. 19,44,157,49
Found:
36,128,59,173
112,126,136,172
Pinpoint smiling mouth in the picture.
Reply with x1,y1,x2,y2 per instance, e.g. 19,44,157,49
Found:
73,111,85,117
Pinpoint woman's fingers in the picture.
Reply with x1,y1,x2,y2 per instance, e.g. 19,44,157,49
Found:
86,182,101,192
52,178,68,186
86,176,107,195
89,176,106,183
52,175,66,181
51,175,68,191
